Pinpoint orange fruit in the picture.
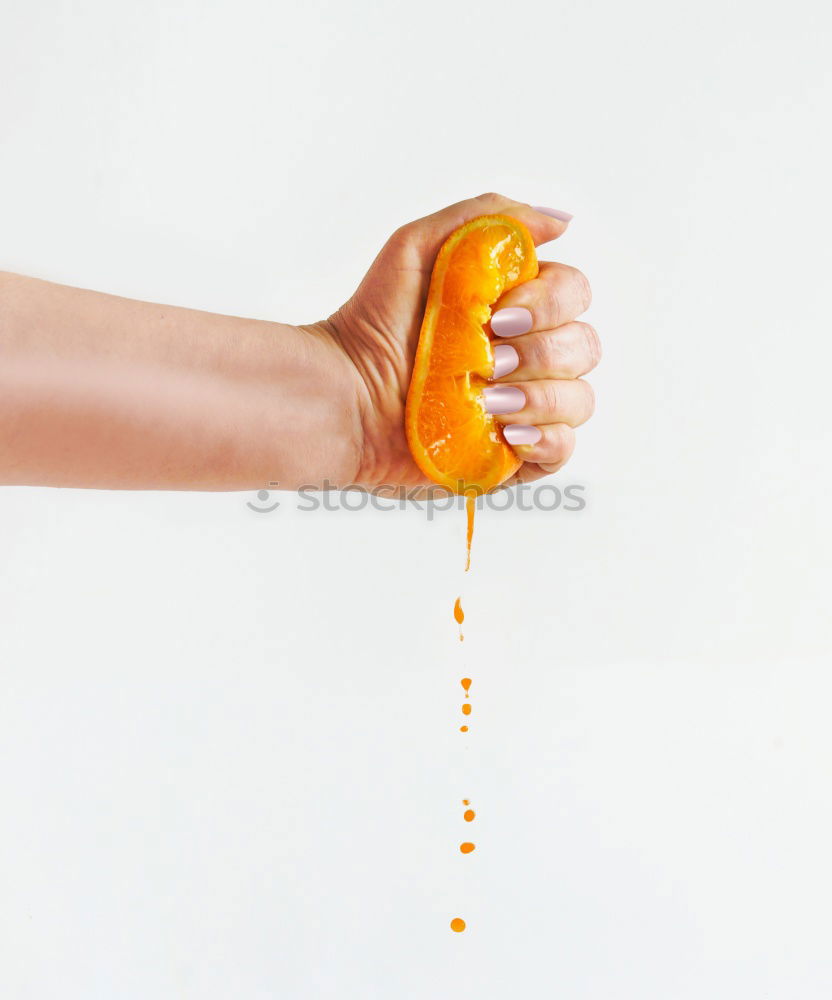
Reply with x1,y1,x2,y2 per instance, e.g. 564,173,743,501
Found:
405,215,538,494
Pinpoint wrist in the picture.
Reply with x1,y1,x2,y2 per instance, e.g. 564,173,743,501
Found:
255,320,363,491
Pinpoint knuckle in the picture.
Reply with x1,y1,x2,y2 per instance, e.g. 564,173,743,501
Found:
564,266,592,313
543,423,573,463
523,334,549,373
538,380,562,415
582,323,602,367
539,331,569,374
577,270,593,311
548,290,562,328
557,422,576,452
549,422,569,451
389,222,415,247
556,424,575,459
386,222,424,264
581,379,596,418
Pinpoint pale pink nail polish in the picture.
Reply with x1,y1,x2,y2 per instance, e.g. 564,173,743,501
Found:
482,386,525,415
503,425,542,446
532,205,573,222
492,344,519,379
491,307,533,338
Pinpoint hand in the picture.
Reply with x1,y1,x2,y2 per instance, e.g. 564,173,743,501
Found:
0,194,597,494
321,192,600,492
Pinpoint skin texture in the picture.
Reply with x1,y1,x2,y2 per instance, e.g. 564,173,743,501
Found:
0,192,599,492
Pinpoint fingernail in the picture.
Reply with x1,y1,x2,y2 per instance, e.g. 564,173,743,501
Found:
491,307,533,338
492,344,519,379
503,425,542,446
532,205,573,222
482,386,525,415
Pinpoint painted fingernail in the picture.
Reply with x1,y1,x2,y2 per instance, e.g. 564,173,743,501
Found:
482,386,525,415
503,425,542,447
492,344,519,379
491,307,533,338
532,205,573,222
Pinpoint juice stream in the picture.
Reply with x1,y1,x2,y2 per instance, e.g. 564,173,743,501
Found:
451,497,476,932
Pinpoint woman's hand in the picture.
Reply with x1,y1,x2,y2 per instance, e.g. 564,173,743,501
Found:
322,192,600,492
0,193,597,493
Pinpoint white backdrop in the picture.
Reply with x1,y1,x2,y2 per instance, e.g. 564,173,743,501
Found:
2,0,831,997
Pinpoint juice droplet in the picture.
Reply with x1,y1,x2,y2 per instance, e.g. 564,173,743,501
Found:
459,842,475,854
453,597,464,641
461,677,471,696
465,495,476,571
463,809,475,822
450,917,466,933
461,703,471,715
460,725,469,732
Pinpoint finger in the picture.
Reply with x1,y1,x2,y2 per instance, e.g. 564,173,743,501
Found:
483,378,595,428
488,262,592,337
492,321,601,381
492,464,555,490
403,192,572,257
501,423,576,475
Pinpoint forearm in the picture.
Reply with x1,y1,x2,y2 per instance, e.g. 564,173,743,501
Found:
0,272,361,490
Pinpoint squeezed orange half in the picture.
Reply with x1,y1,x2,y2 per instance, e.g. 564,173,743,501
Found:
405,214,538,494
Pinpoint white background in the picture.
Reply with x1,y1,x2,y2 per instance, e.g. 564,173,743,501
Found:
1,0,831,997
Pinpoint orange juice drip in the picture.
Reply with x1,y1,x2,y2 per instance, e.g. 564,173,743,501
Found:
465,495,475,571
453,500,477,932
453,597,464,641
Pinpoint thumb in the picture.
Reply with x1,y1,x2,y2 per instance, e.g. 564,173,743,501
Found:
404,192,572,259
